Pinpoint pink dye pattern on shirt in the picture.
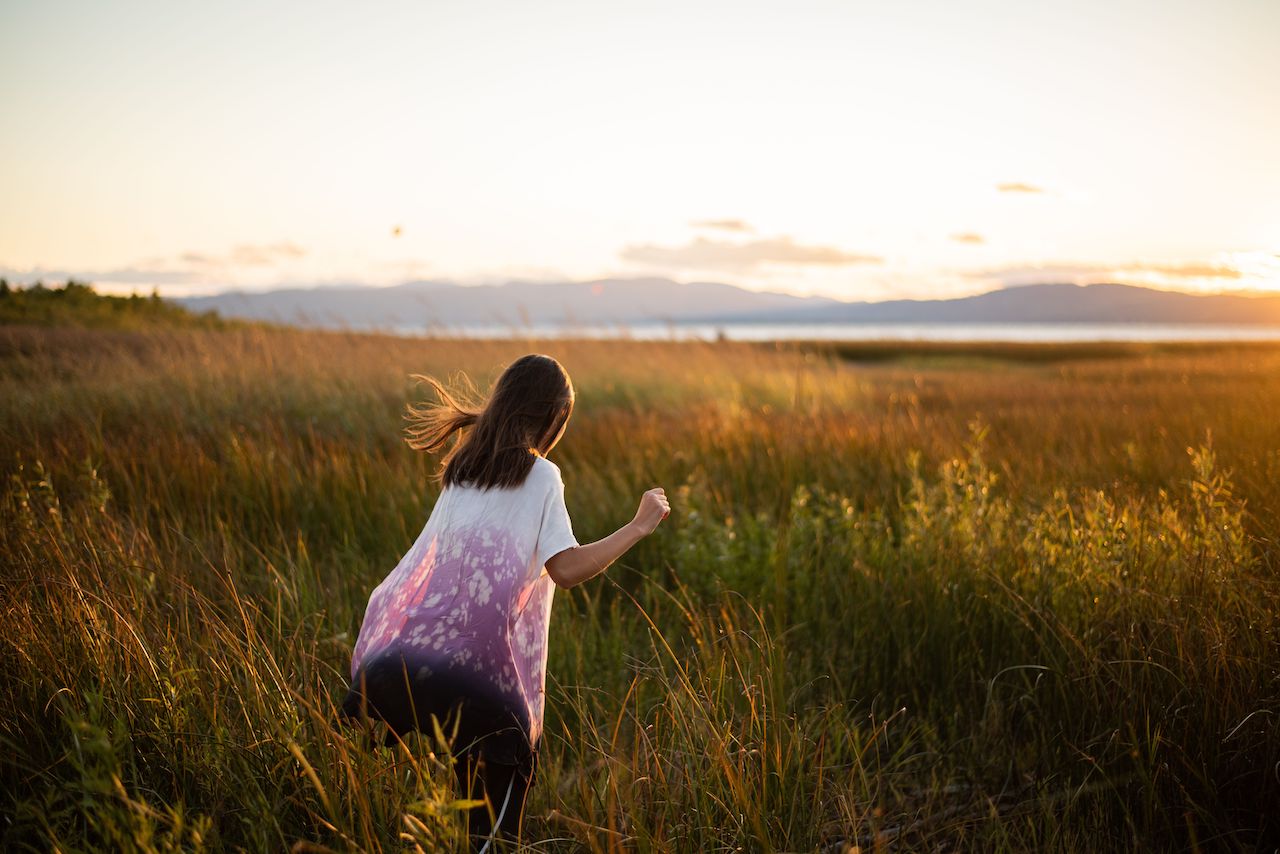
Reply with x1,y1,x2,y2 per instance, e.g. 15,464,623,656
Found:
349,455,578,745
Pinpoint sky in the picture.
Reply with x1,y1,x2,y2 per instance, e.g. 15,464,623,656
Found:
2,0,1278,301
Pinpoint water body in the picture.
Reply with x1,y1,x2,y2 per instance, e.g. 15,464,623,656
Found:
391,322,1280,342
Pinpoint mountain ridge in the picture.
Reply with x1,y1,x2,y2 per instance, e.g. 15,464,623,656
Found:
173,279,1280,329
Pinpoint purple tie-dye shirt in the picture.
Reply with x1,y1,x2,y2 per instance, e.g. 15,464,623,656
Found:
349,455,579,746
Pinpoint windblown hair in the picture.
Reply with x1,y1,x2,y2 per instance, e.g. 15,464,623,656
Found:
404,354,575,489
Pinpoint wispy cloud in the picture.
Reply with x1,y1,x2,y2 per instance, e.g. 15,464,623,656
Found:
1132,262,1242,279
967,259,1243,287
690,218,754,233
996,182,1044,194
0,264,206,285
179,242,308,268
950,232,986,244
0,241,311,292
620,236,882,273
240,242,305,265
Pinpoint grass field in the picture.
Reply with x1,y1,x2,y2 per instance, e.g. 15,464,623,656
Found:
2,324,1278,852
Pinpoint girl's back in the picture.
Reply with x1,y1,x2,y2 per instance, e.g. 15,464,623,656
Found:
348,455,577,750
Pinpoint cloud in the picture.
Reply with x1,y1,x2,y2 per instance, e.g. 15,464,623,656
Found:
110,242,308,274
966,259,1243,287
0,241,310,291
950,232,986,245
1133,262,1241,279
231,242,307,266
0,264,206,285
176,242,307,268
690,218,754,233
996,182,1045,194
163,242,308,270
620,236,882,272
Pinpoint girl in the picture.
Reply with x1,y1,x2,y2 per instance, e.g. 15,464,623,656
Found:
341,354,669,850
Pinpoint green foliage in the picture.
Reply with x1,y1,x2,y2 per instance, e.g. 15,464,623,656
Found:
1,327,1278,851
0,279,232,329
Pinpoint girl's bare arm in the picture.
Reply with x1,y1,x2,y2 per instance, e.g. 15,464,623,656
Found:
545,487,669,589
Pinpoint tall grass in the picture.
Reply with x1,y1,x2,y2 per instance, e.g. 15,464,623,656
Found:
2,324,1277,851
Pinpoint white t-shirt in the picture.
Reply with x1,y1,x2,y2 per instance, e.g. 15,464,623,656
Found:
349,454,579,745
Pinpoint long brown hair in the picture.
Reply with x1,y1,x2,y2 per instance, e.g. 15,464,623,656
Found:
404,354,575,489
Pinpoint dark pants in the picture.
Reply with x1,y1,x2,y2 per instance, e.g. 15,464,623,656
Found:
340,648,538,849
453,749,538,850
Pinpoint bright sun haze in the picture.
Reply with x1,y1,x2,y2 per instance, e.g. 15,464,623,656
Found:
1,0,1278,298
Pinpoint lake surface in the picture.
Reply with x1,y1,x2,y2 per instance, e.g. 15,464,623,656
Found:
391,322,1280,342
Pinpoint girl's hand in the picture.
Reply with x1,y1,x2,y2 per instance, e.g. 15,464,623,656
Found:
630,487,670,536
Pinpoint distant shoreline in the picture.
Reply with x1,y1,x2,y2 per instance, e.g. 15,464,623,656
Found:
376,321,1280,344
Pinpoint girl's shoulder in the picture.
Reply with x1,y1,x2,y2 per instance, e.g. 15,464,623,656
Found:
529,454,564,484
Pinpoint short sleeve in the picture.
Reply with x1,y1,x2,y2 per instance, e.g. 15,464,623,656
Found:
534,467,578,569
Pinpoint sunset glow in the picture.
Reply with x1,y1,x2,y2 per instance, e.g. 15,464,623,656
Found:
2,0,1277,300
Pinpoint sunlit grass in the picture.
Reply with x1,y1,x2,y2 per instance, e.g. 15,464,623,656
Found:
2,324,1278,851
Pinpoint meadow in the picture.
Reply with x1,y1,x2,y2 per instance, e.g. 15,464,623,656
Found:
2,324,1278,852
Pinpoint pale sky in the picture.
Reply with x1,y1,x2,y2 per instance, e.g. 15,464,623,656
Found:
2,0,1278,300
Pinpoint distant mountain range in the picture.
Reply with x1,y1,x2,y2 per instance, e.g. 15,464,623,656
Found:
174,279,1280,329
175,278,841,328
